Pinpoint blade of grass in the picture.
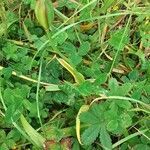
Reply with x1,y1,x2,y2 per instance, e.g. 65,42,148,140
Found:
54,8,69,21
37,109,67,131
0,88,7,111
57,58,85,84
1,84,45,148
129,108,150,114
90,95,150,110
20,115,45,148
36,57,44,129
30,40,49,69
57,0,97,29
12,118,33,143
23,22,32,42
112,129,148,148
52,11,144,38
134,127,150,141
37,11,145,59
0,65,55,86
108,15,131,77
76,105,90,145
0,109,5,116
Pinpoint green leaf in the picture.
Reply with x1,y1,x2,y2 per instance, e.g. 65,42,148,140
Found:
79,0,97,20
100,125,112,150
106,120,118,132
108,78,118,95
0,11,18,36
6,139,16,149
72,139,80,150
7,129,21,141
46,0,54,30
45,84,60,91
5,106,22,123
80,103,107,145
53,31,68,45
108,78,132,96
77,81,94,96
20,115,45,148
82,125,100,145
70,53,82,66
108,78,118,90
76,105,89,145
80,103,106,126
57,58,85,84
80,111,100,124
0,143,9,150
109,28,129,50
0,130,6,141
1,67,13,79
77,80,101,96
94,73,107,85
4,88,24,123
116,100,132,109
140,31,150,48
62,42,76,55
133,144,150,150
118,83,133,96
78,41,90,56
120,113,132,128
35,0,54,30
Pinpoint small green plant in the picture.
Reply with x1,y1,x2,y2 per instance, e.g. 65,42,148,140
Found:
0,0,150,149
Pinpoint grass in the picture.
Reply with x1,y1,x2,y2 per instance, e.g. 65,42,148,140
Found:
0,0,150,149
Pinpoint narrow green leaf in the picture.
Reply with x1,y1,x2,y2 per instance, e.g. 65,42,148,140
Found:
57,58,85,84
20,115,45,147
35,0,54,30
76,105,89,145
100,125,112,150
23,22,32,42
112,129,148,149
45,0,54,30
35,0,49,30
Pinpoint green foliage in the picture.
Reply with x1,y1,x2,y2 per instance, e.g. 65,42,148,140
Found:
79,100,134,146
78,41,90,56
0,129,21,149
0,0,150,149
108,78,133,96
100,125,112,150
109,28,130,51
